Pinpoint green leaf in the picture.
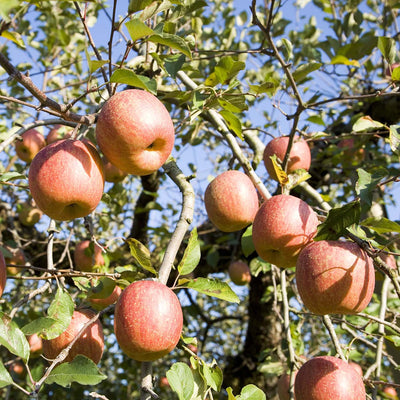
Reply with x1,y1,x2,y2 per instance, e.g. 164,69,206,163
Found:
44,288,74,340
214,57,245,84
164,53,186,78
218,97,243,113
238,384,266,400
21,317,58,336
226,387,237,400
0,172,26,182
45,355,107,387
281,38,293,60
0,31,25,48
378,36,396,64
249,80,279,96
178,228,201,276
292,62,322,83
330,55,360,67
355,167,387,210
149,33,191,58
352,116,386,132
110,69,157,94
88,59,109,74
315,201,361,241
361,217,400,234
0,0,19,19
125,18,154,42
202,362,223,392
392,66,400,81
0,360,13,388
128,0,155,13
185,278,240,303
87,277,116,299
219,110,243,139
166,362,194,400
125,238,157,275
389,125,400,152
0,313,30,362
241,225,255,257
385,335,400,347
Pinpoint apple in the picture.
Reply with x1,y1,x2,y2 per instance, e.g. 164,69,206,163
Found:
349,361,363,377
0,252,7,297
295,356,366,400
337,138,365,165
42,308,104,364
15,129,46,163
228,260,251,285
278,371,297,400
89,285,122,310
204,170,259,232
46,125,72,144
252,194,319,268
295,240,375,315
383,386,399,399
376,253,397,281
9,360,26,378
386,62,400,78
263,136,311,181
28,139,105,221
102,156,127,183
95,89,175,176
27,333,43,357
114,280,183,362
159,376,170,388
3,245,26,276
18,202,42,227
74,240,105,272
187,343,198,354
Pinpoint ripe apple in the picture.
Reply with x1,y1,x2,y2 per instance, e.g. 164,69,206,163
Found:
294,356,366,400
42,308,104,364
376,253,397,281
114,280,183,362
74,240,105,272
3,245,26,276
263,136,311,181
295,240,375,315
252,194,319,268
0,252,7,297
89,285,122,311
28,139,105,221
18,202,42,227
95,89,175,176
278,371,297,400
15,129,46,163
159,376,170,388
46,125,72,144
204,170,259,232
9,360,26,378
348,361,363,377
383,386,399,399
27,333,43,357
228,260,251,285
102,156,127,183
337,138,365,165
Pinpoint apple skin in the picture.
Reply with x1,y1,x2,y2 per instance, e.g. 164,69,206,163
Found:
42,308,104,364
159,376,170,388
9,360,26,378
349,361,363,377
46,125,72,144
74,240,105,272
114,280,183,362
15,129,46,163
89,285,122,310
95,89,175,176
294,356,366,400
383,386,399,399
252,194,319,268
204,170,259,232
263,136,311,181
28,139,105,221
27,333,43,357
228,260,251,286
278,371,297,400
295,240,375,315
3,245,26,276
18,203,42,227
102,156,127,183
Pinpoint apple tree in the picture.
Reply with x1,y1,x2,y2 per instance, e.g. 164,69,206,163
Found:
0,0,400,399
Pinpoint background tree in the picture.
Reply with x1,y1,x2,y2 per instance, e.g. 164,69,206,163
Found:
0,0,400,399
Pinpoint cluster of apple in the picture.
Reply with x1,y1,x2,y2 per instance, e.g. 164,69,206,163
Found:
204,135,380,400
1,89,184,367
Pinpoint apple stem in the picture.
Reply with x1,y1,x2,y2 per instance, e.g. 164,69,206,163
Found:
322,315,346,361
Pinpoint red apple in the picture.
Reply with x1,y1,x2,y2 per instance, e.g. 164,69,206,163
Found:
0,251,7,297
295,356,366,400
42,308,104,364
349,362,363,377
159,376,170,388
337,138,365,165
102,156,127,183
228,260,251,286
95,89,175,176
3,245,26,276
27,333,43,357
114,280,183,362
295,240,375,315
252,194,319,268
74,240,105,272
278,371,297,400
15,129,46,163
383,386,399,399
204,170,259,232
18,202,42,227
9,360,26,378
46,125,72,144
263,136,311,181
89,285,122,310
28,139,105,221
